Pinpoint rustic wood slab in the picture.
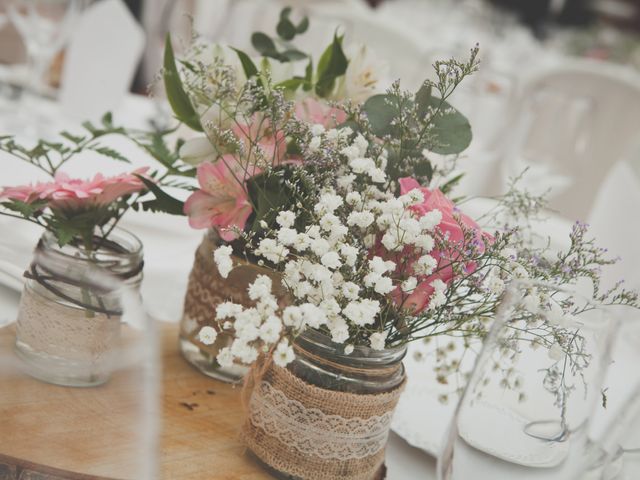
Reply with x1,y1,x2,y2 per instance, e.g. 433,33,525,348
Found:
0,323,272,480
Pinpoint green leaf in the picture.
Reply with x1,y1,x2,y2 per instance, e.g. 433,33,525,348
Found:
55,226,75,247
440,172,464,195
90,145,130,163
231,47,258,79
414,159,433,179
315,33,348,97
415,84,432,118
276,18,296,40
59,131,86,144
101,111,114,127
252,32,278,57
2,199,46,218
136,175,185,215
246,170,294,233
296,16,309,34
280,49,307,62
363,94,399,137
276,7,308,40
163,34,202,132
303,59,313,91
275,77,305,92
279,6,292,20
424,97,472,155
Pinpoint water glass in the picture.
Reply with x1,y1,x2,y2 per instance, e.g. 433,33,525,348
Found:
438,279,619,480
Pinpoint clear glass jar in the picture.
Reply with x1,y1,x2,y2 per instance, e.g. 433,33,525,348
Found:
179,229,285,383
289,328,407,394
14,228,143,387
247,328,407,480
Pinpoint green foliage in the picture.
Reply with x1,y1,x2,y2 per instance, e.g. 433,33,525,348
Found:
315,33,348,97
276,7,309,41
232,47,259,79
423,97,472,155
1,199,47,218
246,170,294,233
363,94,401,137
246,166,314,235
135,175,185,215
163,34,203,131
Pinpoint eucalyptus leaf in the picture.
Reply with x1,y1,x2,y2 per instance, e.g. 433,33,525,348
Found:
424,97,472,155
296,16,309,34
252,32,278,57
280,49,307,62
276,18,296,40
363,94,399,137
280,6,292,20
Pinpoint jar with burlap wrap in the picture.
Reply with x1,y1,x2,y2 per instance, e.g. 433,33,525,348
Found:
15,228,143,387
242,328,407,480
179,229,286,383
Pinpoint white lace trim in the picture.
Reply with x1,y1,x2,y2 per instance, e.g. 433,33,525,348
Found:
248,381,393,460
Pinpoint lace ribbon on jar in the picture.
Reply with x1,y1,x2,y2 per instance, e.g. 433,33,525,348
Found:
242,363,406,480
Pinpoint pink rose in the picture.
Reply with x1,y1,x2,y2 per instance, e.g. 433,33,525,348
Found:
294,98,347,129
184,156,260,241
390,177,491,314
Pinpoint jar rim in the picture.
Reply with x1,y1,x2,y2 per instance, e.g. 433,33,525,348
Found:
40,227,143,262
296,328,407,364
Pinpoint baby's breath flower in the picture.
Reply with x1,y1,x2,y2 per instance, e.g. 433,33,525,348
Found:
321,251,342,270
213,245,233,278
198,326,218,345
276,210,296,228
273,340,296,367
369,331,388,350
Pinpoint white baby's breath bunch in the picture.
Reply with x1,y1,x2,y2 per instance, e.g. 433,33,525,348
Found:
207,130,489,368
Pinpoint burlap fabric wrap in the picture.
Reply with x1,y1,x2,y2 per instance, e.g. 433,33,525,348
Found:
181,231,285,353
242,362,406,480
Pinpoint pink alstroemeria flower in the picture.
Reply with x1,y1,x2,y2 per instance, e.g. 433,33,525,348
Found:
294,98,347,129
232,117,286,166
390,177,491,314
184,156,260,241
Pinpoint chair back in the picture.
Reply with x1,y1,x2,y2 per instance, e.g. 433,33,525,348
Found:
499,60,640,220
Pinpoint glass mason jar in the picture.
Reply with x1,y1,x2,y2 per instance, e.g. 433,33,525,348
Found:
245,328,407,480
14,228,143,387
180,229,286,383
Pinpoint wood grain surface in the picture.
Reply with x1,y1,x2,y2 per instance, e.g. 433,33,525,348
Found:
0,323,273,480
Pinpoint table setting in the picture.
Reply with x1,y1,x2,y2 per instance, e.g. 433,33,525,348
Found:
1,1,640,480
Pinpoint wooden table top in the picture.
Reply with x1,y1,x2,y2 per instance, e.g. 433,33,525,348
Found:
0,322,272,480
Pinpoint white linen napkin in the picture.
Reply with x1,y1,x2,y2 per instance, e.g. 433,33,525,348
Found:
59,0,145,121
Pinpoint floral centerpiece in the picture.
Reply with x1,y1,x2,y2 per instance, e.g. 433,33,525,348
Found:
147,8,638,479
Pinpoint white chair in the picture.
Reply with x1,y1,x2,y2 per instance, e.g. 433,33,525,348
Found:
497,59,640,221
